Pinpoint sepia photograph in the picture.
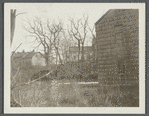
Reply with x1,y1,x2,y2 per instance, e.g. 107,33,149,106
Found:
4,3,145,114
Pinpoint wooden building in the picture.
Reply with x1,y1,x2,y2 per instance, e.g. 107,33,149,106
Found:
94,9,139,103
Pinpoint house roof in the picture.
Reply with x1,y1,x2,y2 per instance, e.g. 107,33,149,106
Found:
22,52,37,59
13,52,44,60
12,52,29,60
69,46,93,52
95,9,136,25
95,9,115,25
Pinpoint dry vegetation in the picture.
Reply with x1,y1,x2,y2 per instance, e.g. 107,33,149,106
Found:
11,62,139,107
10,9,139,108
12,80,110,107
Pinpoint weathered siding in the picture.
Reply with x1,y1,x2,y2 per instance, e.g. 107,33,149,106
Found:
95,9,139,87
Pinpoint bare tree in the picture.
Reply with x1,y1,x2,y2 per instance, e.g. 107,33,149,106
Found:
54,37,63,65
11,9,16,46
47,21,63,65
24,18,63,66
10,9,28,107
68,14,89,61
87,24,97,61
11,9,27,46
60,31,74,63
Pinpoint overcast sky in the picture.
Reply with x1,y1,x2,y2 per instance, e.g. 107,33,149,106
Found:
9,3,110,52
8,3,142,53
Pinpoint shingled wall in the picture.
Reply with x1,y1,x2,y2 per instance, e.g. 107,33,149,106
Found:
94,9,139,94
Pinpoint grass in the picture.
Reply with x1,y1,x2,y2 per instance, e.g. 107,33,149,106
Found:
11,79,113,107
11,78,139,107
11,62,139,107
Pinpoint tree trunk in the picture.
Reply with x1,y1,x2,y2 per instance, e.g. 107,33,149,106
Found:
81,43,84,61
45,53,49,66
66,50,67,63
56,51,57,66
11,9,16,46
55,47,62,64
61,49,65,64
78,40,80,61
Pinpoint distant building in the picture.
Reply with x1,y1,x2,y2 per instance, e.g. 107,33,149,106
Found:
13,51,46,66
94,9,139,87
67,46,93,62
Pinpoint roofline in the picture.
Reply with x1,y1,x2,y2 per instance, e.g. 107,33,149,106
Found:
22,52,30,59
94,9,114,25
22,52,43,59
13,51,43,59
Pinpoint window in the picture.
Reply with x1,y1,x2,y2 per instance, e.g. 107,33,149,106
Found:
74,56,76,59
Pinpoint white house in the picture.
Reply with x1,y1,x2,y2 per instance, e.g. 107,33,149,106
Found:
67,46,93,62
13,51,46,66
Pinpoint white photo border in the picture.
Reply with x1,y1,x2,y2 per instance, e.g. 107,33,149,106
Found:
4,3,145,114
